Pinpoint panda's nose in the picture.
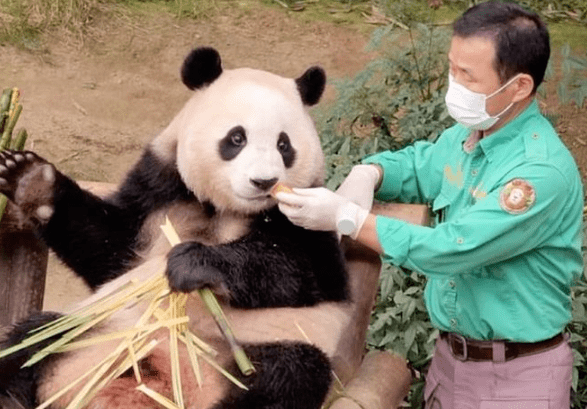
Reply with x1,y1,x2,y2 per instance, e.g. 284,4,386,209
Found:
250,177,278,192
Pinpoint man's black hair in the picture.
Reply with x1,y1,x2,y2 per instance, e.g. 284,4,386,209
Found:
453,1,550,93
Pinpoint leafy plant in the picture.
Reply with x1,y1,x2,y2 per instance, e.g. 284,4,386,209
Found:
568,209,587,407
367,265,436,408
316,22,453,191
518,0,587,24
558,43,587,107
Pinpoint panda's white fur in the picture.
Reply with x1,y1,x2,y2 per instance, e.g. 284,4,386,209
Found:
0,47,349,409
154,67,325,215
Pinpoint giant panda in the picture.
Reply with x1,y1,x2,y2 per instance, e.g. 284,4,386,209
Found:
0,47,352,409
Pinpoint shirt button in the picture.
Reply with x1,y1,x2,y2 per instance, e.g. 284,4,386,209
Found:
456,237,464,244
532,133,539,140
471,169,478,176
449,280,456,288
450,318,458,328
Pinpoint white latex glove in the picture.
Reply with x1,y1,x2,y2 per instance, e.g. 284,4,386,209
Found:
276,187,369,239
335,164,381,211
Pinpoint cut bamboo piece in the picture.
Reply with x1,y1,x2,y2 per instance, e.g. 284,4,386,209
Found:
136,384,182,409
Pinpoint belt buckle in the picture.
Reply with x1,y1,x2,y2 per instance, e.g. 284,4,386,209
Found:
449,333,468,361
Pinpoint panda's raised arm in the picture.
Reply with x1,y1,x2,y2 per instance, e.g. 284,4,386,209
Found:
0,149,189,289
166,207,349,309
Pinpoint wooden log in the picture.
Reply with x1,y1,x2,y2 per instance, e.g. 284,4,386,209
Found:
0,201,48,328
330,351,412,409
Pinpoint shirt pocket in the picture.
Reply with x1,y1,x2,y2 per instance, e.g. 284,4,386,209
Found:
432,182,459,223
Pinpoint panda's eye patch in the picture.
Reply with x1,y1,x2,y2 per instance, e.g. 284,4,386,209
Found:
219,126,247,161
277,132,296,168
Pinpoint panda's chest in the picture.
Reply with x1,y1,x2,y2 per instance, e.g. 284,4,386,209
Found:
139,202,253,257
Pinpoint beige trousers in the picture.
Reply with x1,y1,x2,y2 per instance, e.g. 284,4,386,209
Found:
424,334,573,409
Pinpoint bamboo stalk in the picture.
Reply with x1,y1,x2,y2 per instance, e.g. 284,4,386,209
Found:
0,97,22,150
160,217,255,376
75,339,159,409
10,128,28,150
0,195,7,225
169,293,185,409
199,289,255,376
184,330,203,388
0,87,27,223
53,317,188,353
0,89,11,132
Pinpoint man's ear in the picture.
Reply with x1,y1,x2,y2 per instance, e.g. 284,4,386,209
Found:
512,73,535,102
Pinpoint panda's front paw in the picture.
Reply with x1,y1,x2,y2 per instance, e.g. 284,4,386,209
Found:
166,242,230,297
0,150,57,223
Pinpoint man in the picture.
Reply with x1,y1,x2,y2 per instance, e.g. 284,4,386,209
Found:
276,1,584,407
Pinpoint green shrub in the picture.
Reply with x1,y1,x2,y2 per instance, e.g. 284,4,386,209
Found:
558,43,587,107
367,264,435,407
518,0,587,24
569,212,587,407
316,23,453,191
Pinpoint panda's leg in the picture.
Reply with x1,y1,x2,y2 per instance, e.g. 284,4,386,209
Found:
0,150,137,289
0,312,63,409
215,341,332,409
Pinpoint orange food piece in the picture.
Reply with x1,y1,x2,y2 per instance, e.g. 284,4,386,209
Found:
270,183,293,197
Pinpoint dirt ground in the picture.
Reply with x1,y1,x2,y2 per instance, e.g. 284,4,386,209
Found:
1,2,586,311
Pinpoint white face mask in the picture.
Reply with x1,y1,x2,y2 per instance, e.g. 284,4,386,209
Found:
445,73,521,131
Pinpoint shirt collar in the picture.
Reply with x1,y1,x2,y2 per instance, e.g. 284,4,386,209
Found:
477,99,540,162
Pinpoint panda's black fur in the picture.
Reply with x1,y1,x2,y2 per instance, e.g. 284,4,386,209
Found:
0,47,349,409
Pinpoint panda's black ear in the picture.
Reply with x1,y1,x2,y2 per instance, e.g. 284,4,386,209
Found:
181,47,223,90
295,66,326,107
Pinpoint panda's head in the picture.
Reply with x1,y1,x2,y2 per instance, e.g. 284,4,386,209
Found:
153,47,327,215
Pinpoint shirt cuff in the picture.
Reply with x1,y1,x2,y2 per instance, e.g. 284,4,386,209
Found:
362,154,403,201
375,215,411,266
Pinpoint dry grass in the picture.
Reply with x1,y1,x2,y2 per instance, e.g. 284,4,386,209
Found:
0,0,222,48
0,0,101,47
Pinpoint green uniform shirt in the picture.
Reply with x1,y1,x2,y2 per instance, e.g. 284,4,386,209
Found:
363,100,584,342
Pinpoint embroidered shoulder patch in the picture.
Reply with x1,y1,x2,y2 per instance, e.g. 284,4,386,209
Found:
499,179,536,214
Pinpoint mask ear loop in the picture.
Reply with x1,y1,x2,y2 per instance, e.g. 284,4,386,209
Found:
484,74,522,121
486,73,522,100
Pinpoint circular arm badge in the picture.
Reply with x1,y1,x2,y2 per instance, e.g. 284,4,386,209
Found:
499,179,536,215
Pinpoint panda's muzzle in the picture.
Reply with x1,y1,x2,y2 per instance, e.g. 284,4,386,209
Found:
250,177,278,192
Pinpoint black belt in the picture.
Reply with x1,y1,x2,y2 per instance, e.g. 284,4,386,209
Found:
440,332,564,362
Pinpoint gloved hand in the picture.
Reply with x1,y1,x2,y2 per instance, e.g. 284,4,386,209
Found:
276,187,370,239
335,164,381,211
